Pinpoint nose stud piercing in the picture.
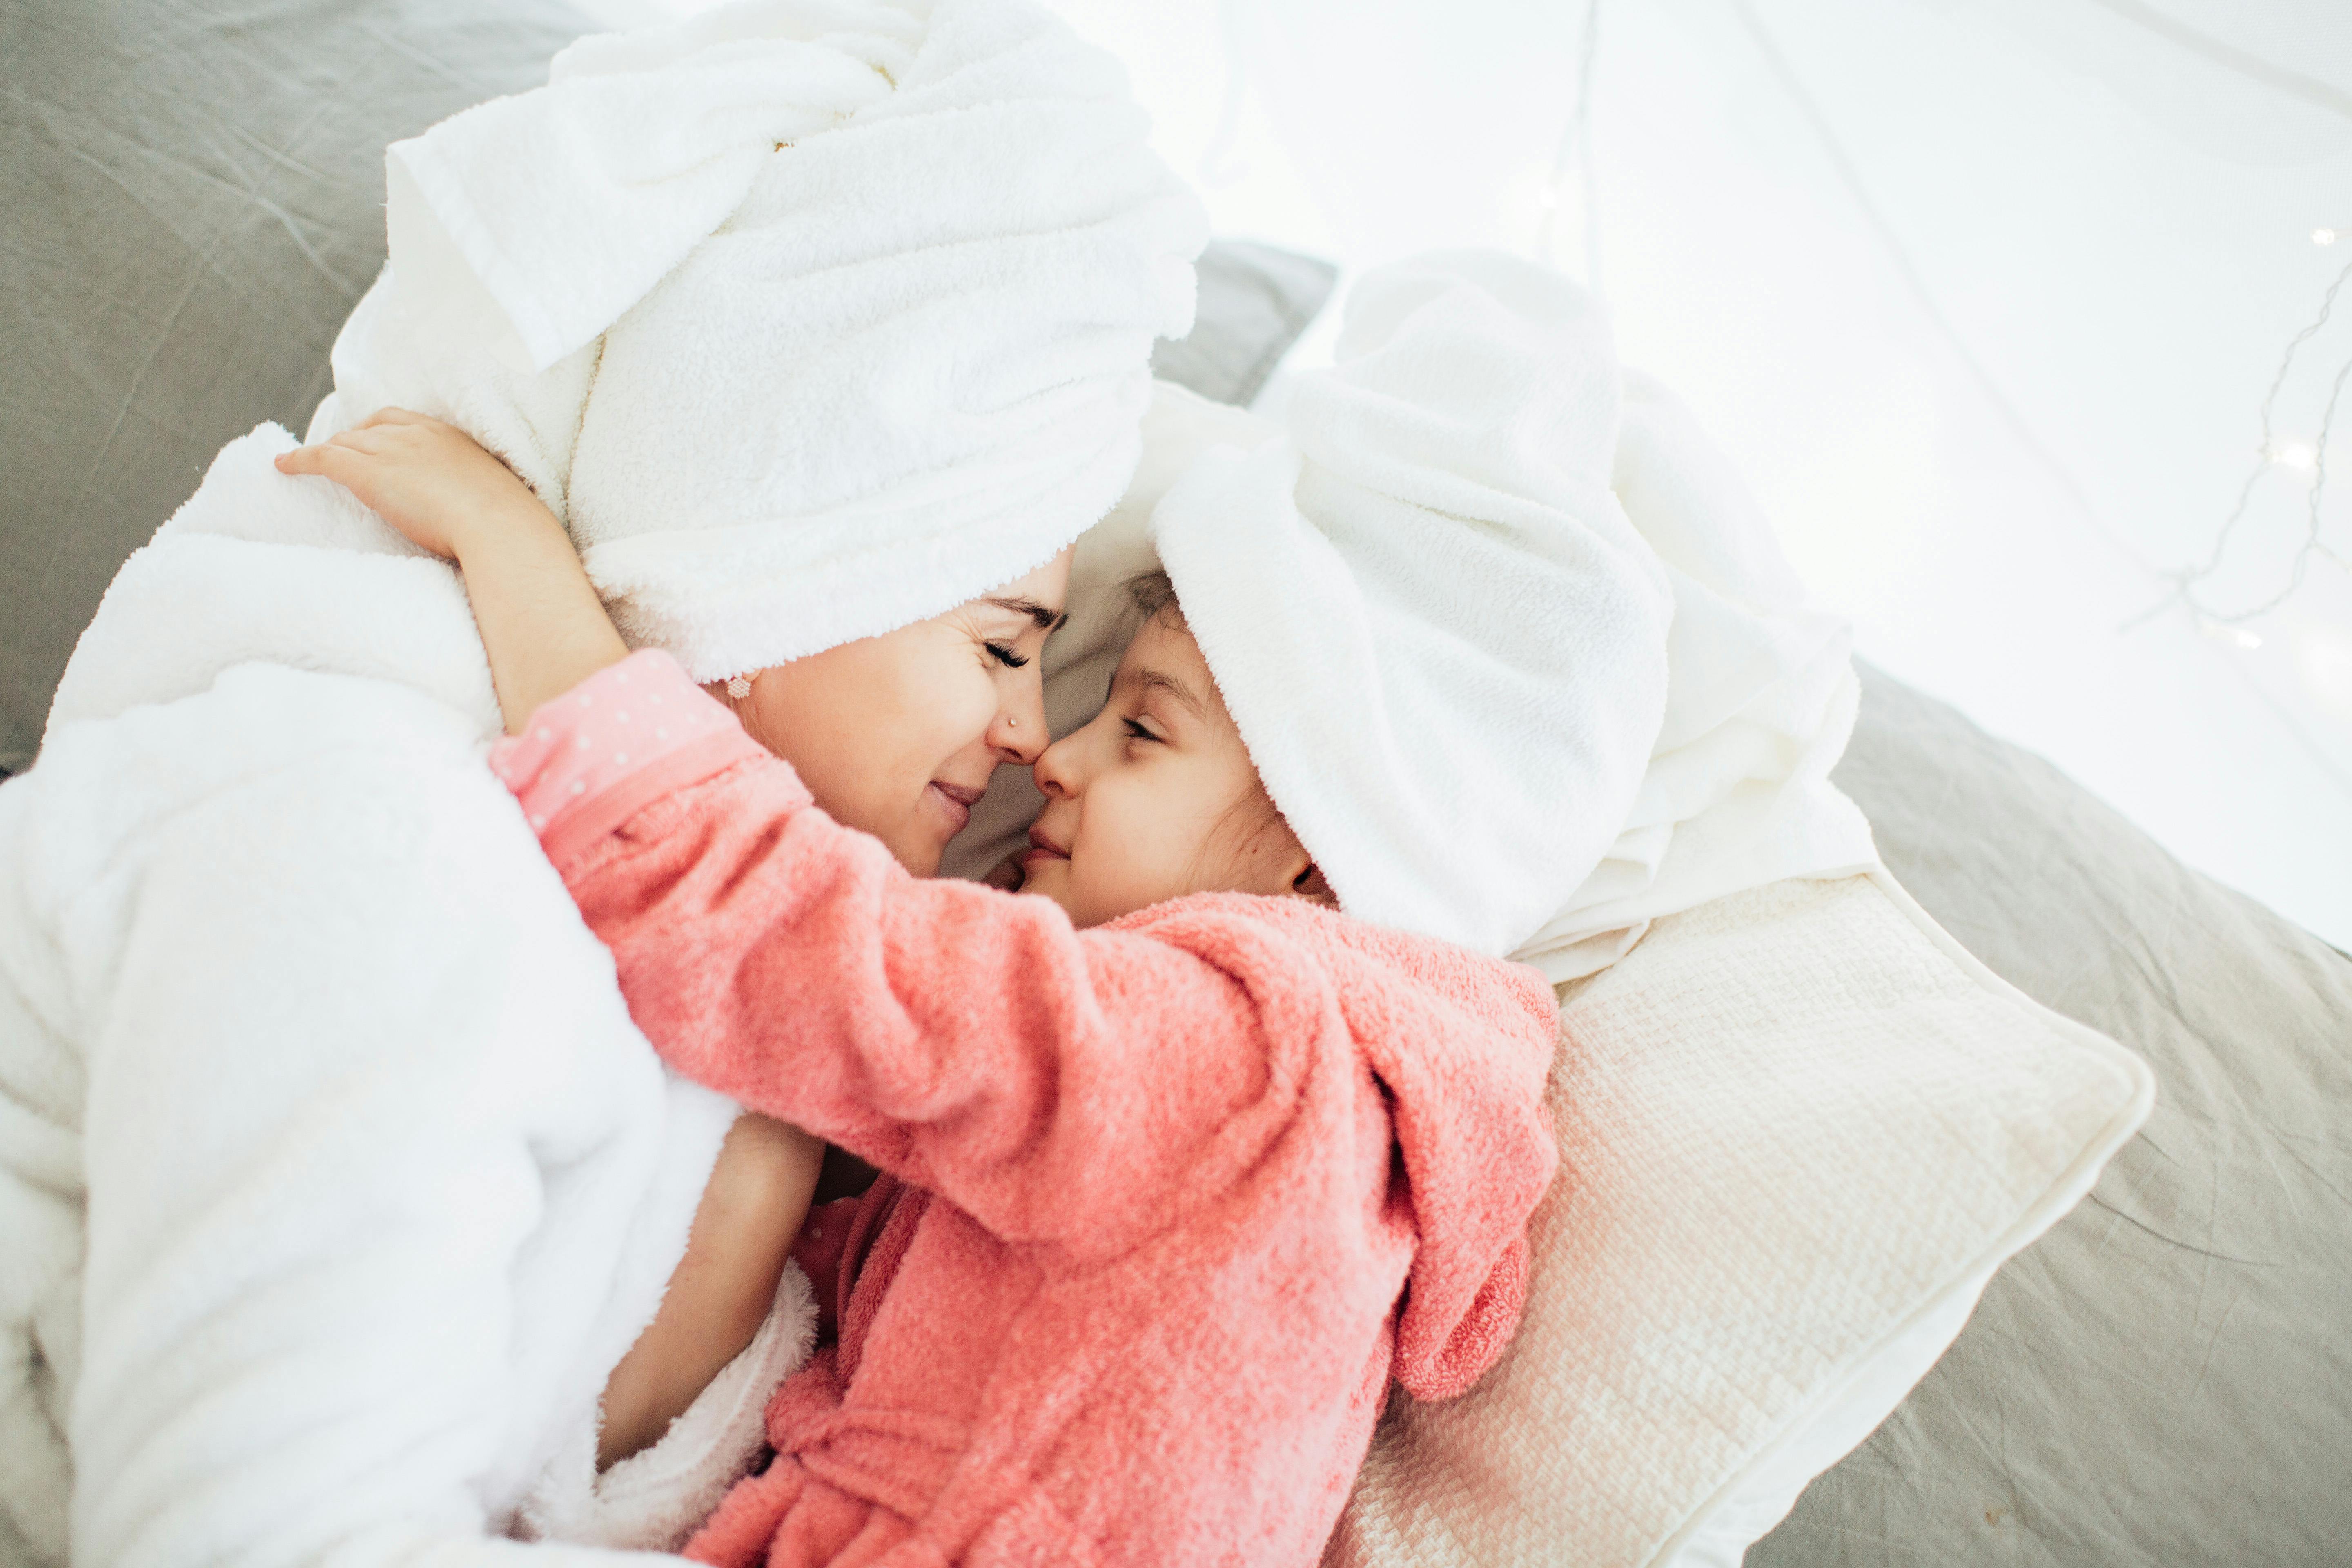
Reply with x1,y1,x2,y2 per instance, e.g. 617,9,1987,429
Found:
1008,716,1019,729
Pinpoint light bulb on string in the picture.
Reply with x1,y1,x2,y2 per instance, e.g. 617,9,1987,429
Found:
2134,252,2352,635
2198,618,2265,652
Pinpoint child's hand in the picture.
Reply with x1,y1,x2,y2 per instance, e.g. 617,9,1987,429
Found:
278,406,626,731
276,409,550,561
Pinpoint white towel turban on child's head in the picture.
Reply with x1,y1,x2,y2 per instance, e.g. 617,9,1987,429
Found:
1149,254,1677,960
318,0,1207,678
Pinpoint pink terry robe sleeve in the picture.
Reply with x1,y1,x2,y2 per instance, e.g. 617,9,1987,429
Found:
491,653,1347,1256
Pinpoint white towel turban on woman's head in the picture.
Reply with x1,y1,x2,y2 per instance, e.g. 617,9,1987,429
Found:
319,0,1207,678
1149,254,1677,960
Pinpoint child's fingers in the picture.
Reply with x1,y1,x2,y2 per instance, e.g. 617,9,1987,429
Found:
274,426,390,474
327,427,396,454
353,407,433,431
274,440,372,481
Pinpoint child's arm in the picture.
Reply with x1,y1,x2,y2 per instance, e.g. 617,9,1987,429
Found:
274,410,631,732
500,653,1336,1254
284,408,1335,1252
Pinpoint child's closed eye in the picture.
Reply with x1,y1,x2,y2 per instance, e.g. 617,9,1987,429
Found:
1122,718,1160,744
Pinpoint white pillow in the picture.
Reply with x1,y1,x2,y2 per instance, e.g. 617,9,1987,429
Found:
1326,870,2154,1568
941,379,2154,1563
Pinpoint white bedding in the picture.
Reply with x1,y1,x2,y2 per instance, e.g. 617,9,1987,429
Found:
0,429,734,1567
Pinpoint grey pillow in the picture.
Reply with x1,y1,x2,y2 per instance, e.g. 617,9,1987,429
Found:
1751,664,2352,1566
0,0,590,774
1151,237,1337,408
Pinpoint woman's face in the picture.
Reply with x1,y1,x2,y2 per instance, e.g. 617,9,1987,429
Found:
714,550,1072,876
1011,611,1331,929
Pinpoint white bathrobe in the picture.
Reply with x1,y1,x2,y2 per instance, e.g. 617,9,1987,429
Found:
0,436,741,1568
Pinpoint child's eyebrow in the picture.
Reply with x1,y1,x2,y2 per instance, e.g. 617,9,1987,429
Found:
981,595,1069,633
1128,665,1207,720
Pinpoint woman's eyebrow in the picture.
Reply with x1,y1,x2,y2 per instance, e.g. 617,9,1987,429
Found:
981,595,1069,633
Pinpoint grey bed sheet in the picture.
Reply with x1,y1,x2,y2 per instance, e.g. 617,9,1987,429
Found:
1751,665,2352,1567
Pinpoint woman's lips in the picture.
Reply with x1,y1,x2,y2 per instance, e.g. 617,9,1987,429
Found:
927,780,985,835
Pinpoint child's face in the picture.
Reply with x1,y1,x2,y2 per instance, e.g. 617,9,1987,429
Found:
1013,613,1327,929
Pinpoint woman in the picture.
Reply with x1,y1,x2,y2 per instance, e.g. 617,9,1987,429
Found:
575,541,1074,1473
0,1,1207,1560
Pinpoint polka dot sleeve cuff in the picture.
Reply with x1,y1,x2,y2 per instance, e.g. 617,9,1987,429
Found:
488,650,768,865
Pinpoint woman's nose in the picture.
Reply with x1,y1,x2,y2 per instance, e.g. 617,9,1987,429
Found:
989,675,1049,767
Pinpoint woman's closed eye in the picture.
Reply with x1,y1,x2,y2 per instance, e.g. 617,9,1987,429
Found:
984,641,1030,670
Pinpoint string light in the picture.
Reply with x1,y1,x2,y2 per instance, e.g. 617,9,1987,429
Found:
2316,228,2340,247
2128,252,2352,634
1532,0,1603,288
2198,619,2264,651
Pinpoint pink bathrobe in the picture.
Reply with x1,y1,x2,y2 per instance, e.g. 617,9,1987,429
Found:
494,652,1561,1568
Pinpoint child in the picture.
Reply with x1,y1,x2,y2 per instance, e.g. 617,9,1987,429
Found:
281,406,1562,1568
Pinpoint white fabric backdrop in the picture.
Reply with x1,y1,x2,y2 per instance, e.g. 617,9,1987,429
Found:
594,0,2352,948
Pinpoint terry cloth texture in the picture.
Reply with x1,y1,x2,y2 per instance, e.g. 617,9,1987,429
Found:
0,659,742,1568
1510,370,1881,981
496,652,1561,1568
1149,251,1677,959
951,355,1880,980
317,0,1207,683
517,1259,821,1555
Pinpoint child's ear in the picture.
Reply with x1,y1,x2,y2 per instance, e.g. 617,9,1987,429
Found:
1290,862,1339,908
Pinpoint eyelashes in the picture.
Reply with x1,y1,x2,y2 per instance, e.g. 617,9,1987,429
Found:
985,642,1031,669
1122,718,1159,743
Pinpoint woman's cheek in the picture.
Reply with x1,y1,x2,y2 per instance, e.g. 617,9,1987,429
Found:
941,666,1001,758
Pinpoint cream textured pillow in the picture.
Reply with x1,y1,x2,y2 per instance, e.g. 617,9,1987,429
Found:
1327,870,2153,1568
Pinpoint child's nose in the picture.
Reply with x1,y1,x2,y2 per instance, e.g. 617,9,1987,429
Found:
1032,732,1080,800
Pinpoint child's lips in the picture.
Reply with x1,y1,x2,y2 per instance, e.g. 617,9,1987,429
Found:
1021,824,1070,865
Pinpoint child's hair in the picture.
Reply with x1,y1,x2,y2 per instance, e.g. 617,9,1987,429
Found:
1120,569,1294,886
1125,568,1183,628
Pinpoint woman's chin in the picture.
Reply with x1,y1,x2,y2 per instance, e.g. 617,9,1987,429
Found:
882,824,947,878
